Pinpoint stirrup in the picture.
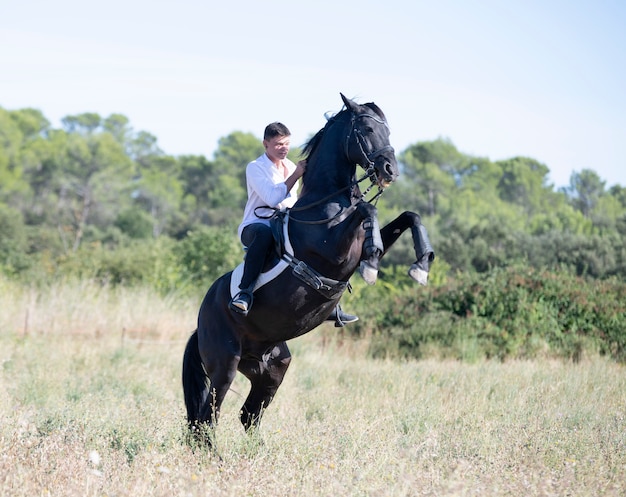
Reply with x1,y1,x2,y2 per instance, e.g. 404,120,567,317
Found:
327,305,359,327
229,290,254,316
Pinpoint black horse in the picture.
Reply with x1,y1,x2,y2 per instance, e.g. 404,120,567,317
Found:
183,94,434,440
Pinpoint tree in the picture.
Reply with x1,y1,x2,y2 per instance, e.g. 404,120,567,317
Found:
114,208,154,239
496,157,553,216
211,131,262,211
0,108,53,220
55,128,134,251
103,113,132,149
404,137,469,181
609,185,626,209
0,204,30,274
0,108,28,201
567,169,606,218
61,113,101,134
394,139,461,217
133,154,183,238
178,154,218,226
128,130,162,161
7,107,50,139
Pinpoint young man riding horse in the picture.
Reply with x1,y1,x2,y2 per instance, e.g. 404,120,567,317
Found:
229,121,358,326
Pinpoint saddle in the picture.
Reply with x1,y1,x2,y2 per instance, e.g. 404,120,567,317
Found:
230,210,348,301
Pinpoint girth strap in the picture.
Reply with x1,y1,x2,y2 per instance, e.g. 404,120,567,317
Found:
282,252,349,300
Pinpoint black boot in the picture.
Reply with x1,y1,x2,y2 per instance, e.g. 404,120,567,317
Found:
326,305,358,327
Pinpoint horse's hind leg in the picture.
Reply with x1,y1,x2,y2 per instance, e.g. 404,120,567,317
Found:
237,341,292,430
198,354,240,425
186,326,241,445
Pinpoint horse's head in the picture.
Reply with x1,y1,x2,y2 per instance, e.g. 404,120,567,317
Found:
300,94,399,199
340,93,399,189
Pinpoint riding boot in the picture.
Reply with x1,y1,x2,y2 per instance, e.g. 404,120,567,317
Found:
230,224,273,317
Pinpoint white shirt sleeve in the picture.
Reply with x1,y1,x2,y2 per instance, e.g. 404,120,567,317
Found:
246,162,290,207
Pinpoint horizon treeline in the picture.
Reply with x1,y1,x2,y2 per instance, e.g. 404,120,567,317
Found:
2,106,624,284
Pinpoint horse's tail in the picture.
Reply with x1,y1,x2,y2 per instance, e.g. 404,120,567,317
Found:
182,329,208,423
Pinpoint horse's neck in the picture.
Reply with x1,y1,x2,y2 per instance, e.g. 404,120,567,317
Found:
300,149,354,202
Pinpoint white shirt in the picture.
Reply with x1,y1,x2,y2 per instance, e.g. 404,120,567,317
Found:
237,153,299,240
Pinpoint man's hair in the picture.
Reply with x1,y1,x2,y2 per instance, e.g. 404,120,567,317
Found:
264,122,291,141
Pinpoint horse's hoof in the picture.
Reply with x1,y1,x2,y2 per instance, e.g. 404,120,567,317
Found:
408,263,428,286
359,261,378,285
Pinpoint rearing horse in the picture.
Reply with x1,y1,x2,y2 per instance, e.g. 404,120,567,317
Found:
182,94,434,440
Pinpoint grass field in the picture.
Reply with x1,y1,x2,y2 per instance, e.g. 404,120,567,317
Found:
1,279,625,496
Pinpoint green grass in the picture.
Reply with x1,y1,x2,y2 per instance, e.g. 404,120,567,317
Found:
1,278,625,496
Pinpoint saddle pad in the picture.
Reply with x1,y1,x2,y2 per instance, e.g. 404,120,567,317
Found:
229,258,289,299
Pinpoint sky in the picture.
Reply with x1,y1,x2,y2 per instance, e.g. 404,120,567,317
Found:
1,0,625,189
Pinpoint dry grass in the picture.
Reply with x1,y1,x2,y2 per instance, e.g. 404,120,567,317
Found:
1,278,625,496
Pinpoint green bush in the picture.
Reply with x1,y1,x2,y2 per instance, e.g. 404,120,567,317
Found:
173,224,243,289
0,205,31,275
54,238,175,287
114,209,154,239
360,266,626,362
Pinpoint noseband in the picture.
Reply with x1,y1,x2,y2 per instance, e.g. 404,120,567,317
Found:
345,112,394,186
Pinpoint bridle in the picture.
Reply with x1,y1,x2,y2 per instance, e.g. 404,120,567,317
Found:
345,112,394,189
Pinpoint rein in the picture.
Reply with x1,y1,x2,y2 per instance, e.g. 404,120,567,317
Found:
254,172,383,226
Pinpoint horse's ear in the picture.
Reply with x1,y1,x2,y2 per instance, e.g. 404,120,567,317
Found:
340,93,358,112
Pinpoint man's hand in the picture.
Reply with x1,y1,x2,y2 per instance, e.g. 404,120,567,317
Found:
296,160,307,178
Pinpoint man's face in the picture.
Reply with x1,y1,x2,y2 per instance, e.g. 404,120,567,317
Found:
264,135,290,163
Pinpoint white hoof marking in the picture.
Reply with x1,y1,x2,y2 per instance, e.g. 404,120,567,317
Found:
359,261,378,285
408,264,428,286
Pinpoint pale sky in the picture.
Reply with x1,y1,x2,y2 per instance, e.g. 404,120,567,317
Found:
2,0,625,189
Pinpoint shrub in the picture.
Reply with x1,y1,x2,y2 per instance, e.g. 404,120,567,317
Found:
361,266,626,362
174,225,243,288
0,205,31,275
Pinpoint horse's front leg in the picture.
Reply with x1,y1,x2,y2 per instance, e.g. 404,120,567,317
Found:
357,203,383,285
380,211,435,285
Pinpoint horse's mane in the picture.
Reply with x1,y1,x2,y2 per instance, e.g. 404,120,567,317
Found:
301,101,387,161
301,114,338,160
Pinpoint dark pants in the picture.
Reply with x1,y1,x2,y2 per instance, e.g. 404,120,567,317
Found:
239,223,273,291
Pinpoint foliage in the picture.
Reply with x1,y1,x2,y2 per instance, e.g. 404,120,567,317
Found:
174,224,243,289
0,204,30,275
354,266,626,363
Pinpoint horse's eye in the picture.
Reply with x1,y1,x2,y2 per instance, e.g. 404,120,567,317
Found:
364,126,374,133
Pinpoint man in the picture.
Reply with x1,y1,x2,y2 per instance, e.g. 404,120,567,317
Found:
229,122,357,326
